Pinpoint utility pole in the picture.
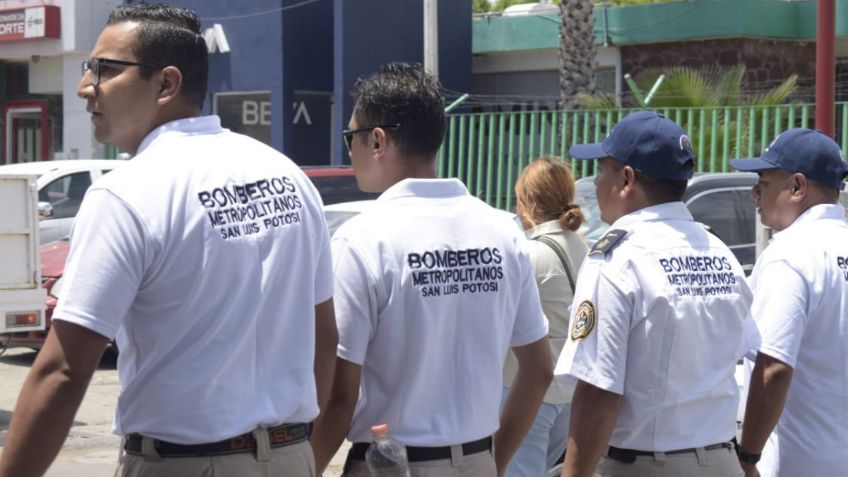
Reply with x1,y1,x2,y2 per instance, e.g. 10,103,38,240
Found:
815,0,835,136
424,0,438,78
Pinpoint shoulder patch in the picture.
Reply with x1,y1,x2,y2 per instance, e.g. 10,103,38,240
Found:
571,300,596,340
589,229,627,257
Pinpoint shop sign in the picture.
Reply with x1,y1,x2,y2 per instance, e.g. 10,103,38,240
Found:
214,91,272,146
0,6,60,42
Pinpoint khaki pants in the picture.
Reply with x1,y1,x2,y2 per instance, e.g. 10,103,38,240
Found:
343,444,496,477
116,432,315,477
595,445,743,477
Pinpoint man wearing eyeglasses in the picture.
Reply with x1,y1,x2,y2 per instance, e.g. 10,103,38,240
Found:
0,4,336,477
310,62,553,477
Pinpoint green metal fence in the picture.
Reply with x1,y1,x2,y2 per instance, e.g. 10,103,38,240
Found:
439,102,848,211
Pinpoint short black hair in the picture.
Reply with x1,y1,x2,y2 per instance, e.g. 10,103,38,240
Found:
351,62,446,159
635,170,687,203
608,160,688,203
108,2,208,109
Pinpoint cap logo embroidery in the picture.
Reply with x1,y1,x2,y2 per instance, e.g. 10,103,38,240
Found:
679,134,692,153
571,300,596,340
767,134,781,151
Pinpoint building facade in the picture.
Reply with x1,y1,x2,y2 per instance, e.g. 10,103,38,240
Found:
471,0,848,108
0,0,120,163
1,0,472,166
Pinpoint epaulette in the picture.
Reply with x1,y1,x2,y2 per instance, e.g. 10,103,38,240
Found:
589,229,627,257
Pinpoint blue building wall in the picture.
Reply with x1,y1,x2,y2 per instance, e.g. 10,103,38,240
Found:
283,0,334,165
131,0,470,166
332,0,471,164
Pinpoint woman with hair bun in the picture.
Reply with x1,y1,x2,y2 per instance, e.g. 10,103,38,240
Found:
502,155,589,477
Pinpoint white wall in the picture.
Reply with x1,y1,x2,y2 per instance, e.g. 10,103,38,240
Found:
28,55,62,94
62,52,100,159
472,45,622,100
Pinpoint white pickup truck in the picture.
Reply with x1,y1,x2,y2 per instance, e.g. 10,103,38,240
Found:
0,174,46,334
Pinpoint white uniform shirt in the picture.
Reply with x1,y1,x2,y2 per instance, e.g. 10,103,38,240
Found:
555,202,759,451
333,178,547,446
503,220,589,404
748,203,848,477
53,116,333,444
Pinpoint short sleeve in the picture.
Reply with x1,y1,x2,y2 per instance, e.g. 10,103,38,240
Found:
751,260,808,368
312,216,334,304
332,236,380,365
52,189,150,339
555,265,632,395
509,247,549,347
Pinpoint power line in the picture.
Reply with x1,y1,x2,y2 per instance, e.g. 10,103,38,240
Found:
201,0,320,22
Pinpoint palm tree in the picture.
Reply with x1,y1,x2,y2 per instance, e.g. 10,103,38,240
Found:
579,65,798,168
559,0,597,109
639,66,798,163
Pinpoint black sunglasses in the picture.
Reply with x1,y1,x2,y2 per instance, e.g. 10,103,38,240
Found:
81,57,163,86
342,124,401,154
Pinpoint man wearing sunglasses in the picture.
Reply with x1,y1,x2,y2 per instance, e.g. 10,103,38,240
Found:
0,4,336,477
311,62,553,477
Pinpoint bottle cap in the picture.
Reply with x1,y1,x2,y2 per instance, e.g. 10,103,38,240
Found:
370,423,389,437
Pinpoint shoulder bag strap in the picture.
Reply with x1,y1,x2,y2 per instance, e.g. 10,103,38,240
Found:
532,235,576,295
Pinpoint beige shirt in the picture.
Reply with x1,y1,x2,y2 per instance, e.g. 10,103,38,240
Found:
503,220,588,404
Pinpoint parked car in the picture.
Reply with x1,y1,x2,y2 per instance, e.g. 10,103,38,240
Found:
302,166,378,205
576,172,760,272
0,161,367,246
0,160,126,244
324,200,376,237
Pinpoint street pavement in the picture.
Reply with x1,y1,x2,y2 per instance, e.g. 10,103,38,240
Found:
0,348,349,476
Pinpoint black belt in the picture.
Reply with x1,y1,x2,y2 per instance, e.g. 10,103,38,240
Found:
349,436,492,462
607,442,734,464
124,423,311,458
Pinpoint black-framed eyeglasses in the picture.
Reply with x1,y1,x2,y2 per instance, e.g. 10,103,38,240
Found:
342,123,401,154
81,57,162,86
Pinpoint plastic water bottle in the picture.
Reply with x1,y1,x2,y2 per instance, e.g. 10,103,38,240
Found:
365,423,411,477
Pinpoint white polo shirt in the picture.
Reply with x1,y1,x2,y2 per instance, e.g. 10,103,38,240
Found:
555,202,759,451
53,116,333,444
748,203,848,477
333,178,547,446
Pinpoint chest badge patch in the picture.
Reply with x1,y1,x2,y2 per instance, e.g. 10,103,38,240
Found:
571,300,596,340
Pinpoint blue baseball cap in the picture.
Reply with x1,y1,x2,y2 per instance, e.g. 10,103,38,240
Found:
730,128,848,191
569,111,695,181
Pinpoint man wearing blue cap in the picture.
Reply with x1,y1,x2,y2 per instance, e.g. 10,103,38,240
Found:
732,128,848,477
554,111,759,477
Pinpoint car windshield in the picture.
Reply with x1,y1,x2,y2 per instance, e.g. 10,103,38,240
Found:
308,175,378,205
325,210,362,237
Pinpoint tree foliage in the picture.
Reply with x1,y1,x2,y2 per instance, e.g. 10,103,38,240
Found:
578,65,798,164
631,66,797,108
473,0,673,14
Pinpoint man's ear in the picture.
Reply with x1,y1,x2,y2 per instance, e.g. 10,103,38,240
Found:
789,172,808,199
621,165,637,194
371,127,389,158
156,66,183,106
